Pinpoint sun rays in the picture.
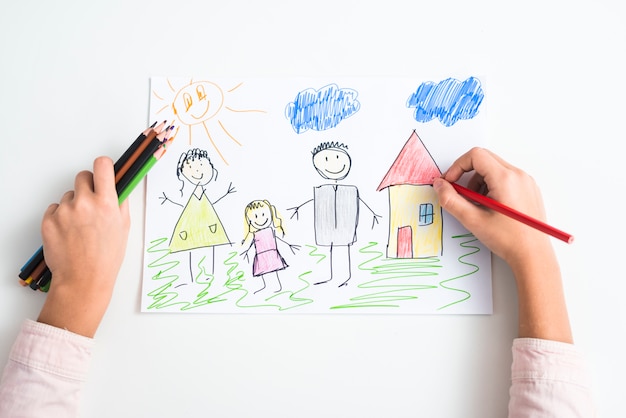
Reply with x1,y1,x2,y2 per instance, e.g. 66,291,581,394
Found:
152,78,266,165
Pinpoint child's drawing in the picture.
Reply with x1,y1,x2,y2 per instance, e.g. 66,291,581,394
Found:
289,142,381,287
160,148,235,282
142,76,492,314
240,200,300,294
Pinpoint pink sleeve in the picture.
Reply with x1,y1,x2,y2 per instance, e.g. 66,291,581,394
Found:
508,338,597,418
0,319,94,418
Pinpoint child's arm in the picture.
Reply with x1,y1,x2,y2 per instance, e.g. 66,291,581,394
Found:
433,147,571,343
0,156,130,416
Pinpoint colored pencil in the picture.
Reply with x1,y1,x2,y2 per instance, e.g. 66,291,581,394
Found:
450,182,574,244
20,122,174,291
114,129,159,183
113,121,157,173
115,126,172,195
117,137,172,203
18,246,44,281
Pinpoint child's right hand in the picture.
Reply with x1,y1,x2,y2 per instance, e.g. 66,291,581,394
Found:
432,147,553,272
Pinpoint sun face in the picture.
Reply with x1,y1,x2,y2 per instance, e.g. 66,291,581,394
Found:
152,78,266,165
172,81,224,125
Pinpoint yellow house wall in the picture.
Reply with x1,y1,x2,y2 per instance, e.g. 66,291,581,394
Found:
386,184,443,258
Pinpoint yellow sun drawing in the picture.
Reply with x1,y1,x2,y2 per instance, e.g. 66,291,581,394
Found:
152,78,266,165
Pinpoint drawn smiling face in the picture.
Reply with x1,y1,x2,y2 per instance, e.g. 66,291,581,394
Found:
313,147,352,180
247,205,272,230
172,81,225,126
181,156,214,186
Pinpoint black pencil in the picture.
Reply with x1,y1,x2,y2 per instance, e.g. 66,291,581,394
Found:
115,127,171,195
113,121,157,173
19,246,44,281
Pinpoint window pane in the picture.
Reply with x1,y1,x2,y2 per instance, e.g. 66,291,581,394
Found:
419,203,434,225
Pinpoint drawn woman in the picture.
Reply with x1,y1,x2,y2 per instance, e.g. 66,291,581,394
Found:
240,200,300,294
160,148,235,282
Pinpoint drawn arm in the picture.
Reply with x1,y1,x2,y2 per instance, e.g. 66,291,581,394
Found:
287,199,313,220
213,182,236,205
359,197,382,229
239,240,254,263
276,236,301,255
159,192,183,208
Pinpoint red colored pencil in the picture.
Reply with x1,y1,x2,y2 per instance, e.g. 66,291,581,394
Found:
450,182,574,244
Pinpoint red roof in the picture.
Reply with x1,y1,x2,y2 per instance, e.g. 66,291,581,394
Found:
377,130,442,191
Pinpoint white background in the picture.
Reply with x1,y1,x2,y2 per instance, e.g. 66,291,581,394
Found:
0,1,623,417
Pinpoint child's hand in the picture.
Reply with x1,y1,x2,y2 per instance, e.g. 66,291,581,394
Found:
37,157,130,338
433,147,551,271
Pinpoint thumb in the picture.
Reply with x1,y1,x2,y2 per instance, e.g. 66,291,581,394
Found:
433,178,484,230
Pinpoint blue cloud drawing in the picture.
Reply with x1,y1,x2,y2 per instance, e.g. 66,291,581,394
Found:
406,77,484,127
285,84,361,134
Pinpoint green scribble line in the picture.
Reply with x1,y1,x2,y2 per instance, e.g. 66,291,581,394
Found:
331,242,440,309
145,237,186,310
234,270,314,311
437,233,481,311
306,244,326,264
145,243,247,311
264,271,315,311
182,251,247,311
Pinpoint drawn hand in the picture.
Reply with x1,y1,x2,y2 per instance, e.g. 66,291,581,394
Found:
213,182,236,205
288,243,301,255
159,192,182,207
240,249,250,263
371,213,382,229
158,192,169,205
287,206,300,220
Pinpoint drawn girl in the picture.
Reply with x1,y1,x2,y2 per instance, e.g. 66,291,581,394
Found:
240,200,300,294
160,148,235,282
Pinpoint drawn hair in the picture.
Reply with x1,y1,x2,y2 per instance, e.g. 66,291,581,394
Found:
241,200,285,246
175,148,217,196
311,141,349,155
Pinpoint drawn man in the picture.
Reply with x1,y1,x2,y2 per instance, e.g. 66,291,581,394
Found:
289,142,380,287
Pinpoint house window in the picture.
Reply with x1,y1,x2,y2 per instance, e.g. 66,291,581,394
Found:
419,203,434,225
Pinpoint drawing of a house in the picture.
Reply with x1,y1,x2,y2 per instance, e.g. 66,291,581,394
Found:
377,130,443,258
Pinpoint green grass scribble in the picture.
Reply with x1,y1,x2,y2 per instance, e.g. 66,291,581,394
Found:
330,242,440,309
437,233,480,311
235,270,315,311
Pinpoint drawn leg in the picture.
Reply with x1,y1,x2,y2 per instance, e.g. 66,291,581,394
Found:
314,244,334,285
273,272,283,293
254,275,267,294
188,252,194,283
338,245,352,287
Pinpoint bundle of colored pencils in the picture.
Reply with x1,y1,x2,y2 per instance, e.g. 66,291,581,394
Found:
18,121,176,292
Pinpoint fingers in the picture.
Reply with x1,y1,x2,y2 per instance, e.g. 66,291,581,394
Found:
92,156,116,198
442,147,511,185
433,177,486,231
48,157,116,216
71,157,117,201
74,170,95,196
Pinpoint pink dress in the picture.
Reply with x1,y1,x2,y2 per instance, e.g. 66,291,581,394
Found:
251,228,288,276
